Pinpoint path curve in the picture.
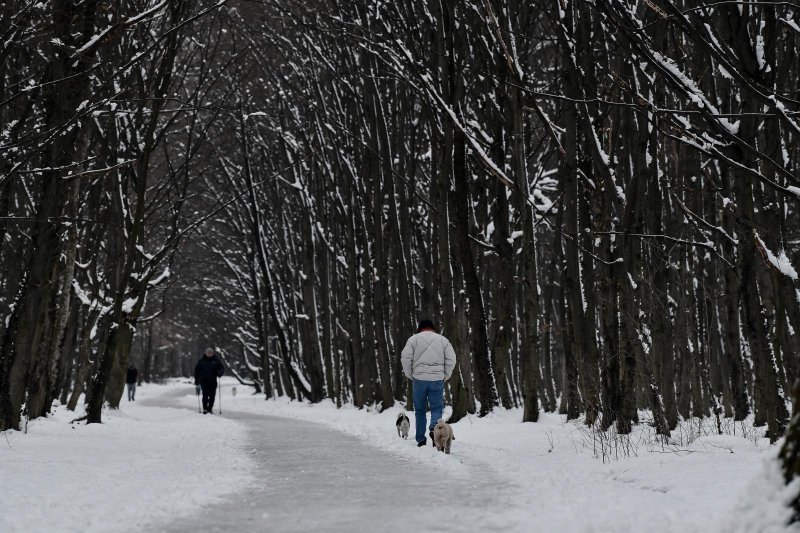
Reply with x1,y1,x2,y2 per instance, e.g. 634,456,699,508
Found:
142,389,520,532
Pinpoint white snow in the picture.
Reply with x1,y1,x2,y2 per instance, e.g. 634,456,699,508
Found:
186,380,779,533
71,279,93,307
73,33,102,57
127,0,169,24
718,64,733,80
0,385,252,533
756,234,798,280
723,446,798,533
135,244,154,260
244,111,269,121
121,296,139,314
2,379,787,533
530,189,554,212
755,30,766,71
784,17,800,34
652,52,741,135
148,266,171,286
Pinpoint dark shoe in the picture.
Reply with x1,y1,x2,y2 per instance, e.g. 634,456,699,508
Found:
429,428,435,445
417,439,427,447
203,410,208,414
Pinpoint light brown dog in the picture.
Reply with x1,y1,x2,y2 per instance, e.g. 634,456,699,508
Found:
433,418,455,454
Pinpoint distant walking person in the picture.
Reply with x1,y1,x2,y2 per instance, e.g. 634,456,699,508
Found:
401,319,456,447
126,365,139,401
194,348,225,414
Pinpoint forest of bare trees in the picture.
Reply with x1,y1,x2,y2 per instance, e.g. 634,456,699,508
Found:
2,0,800,519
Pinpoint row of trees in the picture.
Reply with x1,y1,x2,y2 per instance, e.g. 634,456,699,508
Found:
3,2,800,514
0,0,232,427
174,2,800,513
171,0,800,444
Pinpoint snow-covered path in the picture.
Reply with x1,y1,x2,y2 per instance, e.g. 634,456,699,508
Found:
2,381,784,533
145,388,518,532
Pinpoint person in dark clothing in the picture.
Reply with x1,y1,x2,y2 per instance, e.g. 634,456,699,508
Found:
125,366,139,401
194,347,225,414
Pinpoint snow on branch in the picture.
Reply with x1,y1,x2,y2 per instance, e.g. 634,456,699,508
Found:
73,1,170,59
651,52,741,135
362,33,516,190
755,233,798,281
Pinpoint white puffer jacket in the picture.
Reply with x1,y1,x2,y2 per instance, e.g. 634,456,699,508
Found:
401,331,457,381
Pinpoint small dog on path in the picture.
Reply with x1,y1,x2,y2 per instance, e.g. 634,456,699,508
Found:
433,418,455,454
396,412,410,439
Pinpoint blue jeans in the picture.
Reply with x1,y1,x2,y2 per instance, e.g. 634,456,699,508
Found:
412,379,444,443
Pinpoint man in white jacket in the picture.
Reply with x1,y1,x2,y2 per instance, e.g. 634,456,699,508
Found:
401,319,457,447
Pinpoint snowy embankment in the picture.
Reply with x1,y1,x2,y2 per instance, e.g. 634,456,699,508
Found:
0,386,253,533
2,378,793,533
175,378,791,533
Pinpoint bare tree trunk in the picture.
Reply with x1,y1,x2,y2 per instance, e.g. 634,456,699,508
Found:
452,125,498,416
0,1,98,430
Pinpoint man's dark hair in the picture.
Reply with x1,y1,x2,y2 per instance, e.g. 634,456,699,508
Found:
417,319,436,333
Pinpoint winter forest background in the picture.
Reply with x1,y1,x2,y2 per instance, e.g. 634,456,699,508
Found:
2,0,800,522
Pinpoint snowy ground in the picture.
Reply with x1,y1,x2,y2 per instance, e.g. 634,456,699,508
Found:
1,378,796,532
0,386,253,533
175,378,791,533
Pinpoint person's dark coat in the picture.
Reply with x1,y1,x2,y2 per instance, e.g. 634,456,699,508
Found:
125,367,138,384
195,355,225,384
